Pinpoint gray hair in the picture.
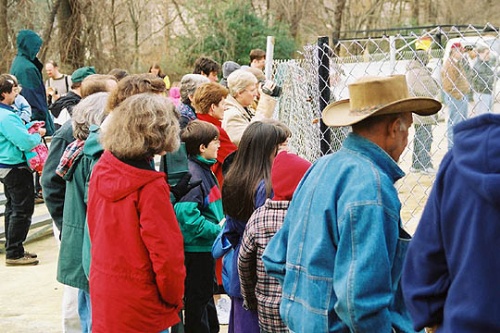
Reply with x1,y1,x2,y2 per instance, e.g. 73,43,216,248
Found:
180,74,210,104
475,44,489,54
227,69,258,97
72,92,109,140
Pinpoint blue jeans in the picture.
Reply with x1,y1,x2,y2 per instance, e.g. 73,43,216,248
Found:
445,93,468,149
1,167,34,259
78,289,92,333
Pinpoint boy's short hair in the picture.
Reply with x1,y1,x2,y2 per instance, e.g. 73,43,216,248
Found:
181,120,219,156
193,57,221,76
192,82,228,114
250,49,266,62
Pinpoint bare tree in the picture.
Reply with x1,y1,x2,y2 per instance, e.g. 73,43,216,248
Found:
39,0,63,62
0,0,10,72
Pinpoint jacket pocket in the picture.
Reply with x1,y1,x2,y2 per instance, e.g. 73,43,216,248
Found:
281,265,333,332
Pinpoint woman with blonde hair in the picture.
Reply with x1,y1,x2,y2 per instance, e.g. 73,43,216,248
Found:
222,69,275,146
87,93,185,333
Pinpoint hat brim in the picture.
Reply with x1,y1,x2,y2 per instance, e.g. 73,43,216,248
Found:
322,97,442,127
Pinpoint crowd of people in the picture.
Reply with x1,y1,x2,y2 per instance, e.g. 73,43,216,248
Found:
1,28,499,333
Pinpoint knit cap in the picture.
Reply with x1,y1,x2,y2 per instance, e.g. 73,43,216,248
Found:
71,66,96,83
271,151,311,201
222,61,241,79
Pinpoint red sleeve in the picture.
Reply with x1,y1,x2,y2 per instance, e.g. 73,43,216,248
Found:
138,178,186,309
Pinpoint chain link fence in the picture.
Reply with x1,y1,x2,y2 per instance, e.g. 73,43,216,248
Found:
270,24,499,232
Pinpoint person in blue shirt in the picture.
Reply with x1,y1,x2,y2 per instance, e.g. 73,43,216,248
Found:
0,74,45,265
262,75,441,332
402,113,500,333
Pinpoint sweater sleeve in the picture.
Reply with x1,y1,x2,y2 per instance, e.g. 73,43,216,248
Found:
138,180,186,309
238,218,258,310
262,218,288,285
174,201,222,245
223,109,250,147
402,159,451,331
0,112,41,152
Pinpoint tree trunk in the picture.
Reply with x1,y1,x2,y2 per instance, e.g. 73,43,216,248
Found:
0,0,10,72
332,0,347,41
58,0,85,68
412,0,420,25
39,0,63,63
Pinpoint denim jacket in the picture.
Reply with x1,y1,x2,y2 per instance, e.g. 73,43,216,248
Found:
263,133,416,333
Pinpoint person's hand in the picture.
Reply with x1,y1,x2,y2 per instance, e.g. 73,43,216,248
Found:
170,172,202,202
425,326,438,333
38,127,47,137
46,86,55,97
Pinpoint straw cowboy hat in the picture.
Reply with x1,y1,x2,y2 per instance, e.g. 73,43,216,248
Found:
322,75,441,127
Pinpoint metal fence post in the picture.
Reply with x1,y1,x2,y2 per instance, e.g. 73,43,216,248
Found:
389,35,397,74
318,36,331,155
265,36,275,80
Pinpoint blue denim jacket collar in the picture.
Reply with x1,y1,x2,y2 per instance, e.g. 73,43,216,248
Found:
343,132,405,184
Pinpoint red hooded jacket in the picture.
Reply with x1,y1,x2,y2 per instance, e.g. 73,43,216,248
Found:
87,150,185,332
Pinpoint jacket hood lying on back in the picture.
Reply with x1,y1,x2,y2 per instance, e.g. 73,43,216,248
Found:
16,30,42,61
452,113,500,206
93,150,165,202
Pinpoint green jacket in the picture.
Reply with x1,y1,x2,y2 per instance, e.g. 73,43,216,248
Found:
57,126,104,290
10,30,49,127
174,156,223,252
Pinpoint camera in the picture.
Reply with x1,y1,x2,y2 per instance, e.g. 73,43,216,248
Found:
260,80,282,97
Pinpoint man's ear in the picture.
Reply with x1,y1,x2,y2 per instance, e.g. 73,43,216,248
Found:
199,143,207,154
387,116,401,138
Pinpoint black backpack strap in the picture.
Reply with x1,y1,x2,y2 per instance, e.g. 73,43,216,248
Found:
64,75,69,92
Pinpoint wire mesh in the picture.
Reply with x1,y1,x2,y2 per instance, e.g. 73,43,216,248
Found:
269,24,500,232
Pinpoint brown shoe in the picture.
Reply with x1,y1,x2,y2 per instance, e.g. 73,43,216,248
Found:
34,193,44,204
6,256,39,266
24,251,37,258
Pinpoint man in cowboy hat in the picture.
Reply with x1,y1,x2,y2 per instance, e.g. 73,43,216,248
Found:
262,75,441,332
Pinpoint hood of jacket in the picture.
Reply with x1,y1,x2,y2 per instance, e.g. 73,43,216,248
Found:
83,125,104,159
16,30,42,61
49,91,81,118
452,113,500,206
93,150,165,202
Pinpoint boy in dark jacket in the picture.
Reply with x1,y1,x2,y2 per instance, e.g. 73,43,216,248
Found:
174,120,223,333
